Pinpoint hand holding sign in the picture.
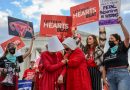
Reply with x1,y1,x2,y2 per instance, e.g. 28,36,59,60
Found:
117,16,123,24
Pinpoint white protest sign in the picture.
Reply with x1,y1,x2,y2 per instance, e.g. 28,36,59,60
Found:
99,0,121,26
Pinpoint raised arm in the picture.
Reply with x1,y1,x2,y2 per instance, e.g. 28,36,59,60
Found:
22,37,35,59
118,17,130,47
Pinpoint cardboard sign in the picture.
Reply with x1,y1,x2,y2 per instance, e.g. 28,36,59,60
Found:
70,0,99,26
40,15,72,37
99,0,121,26
0,36,25,51
8,16,34,38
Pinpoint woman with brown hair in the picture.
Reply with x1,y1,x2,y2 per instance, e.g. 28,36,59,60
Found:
84,27,106,90
0,37,34,90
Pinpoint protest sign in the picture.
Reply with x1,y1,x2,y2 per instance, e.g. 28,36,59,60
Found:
40,15,72,37
0,36,25,51
70,0,99,26
8,16,34,38
99,0,121,26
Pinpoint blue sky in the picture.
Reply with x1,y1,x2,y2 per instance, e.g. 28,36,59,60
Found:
0,0,130,58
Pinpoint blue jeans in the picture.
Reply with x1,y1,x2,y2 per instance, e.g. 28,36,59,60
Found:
107,68,130,90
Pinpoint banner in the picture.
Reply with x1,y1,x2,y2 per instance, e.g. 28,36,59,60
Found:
8,16,34,38
18,80,32,90
99,0,121,26
70,0,99,26
0,36,25,51
40,15,72,37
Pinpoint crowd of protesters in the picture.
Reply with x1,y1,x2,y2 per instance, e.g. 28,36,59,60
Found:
0,17,130,90
0,37,34,90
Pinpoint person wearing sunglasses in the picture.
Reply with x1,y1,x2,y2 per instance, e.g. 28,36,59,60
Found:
62,37,92,90
0,37,34,90
84,27,106,90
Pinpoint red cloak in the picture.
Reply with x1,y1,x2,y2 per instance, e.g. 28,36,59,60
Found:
66,48,92,90
39,51,65,90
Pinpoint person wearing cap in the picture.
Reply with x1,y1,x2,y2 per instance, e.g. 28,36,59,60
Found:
22,61,36,80
39,36,66,90
103,17,130,90
62,37,92,90
22,60,36,90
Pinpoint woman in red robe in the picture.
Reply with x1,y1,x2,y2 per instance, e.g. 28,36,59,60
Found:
39,36,66,90
62,37,92,90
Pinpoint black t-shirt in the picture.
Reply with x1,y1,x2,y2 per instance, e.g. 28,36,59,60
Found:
103,42,129,69
0,55,23,71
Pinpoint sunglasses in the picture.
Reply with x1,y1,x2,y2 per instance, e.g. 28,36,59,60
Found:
65,48,70,51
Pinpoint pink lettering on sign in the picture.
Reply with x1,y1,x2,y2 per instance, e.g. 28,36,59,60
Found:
9,21,33,37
